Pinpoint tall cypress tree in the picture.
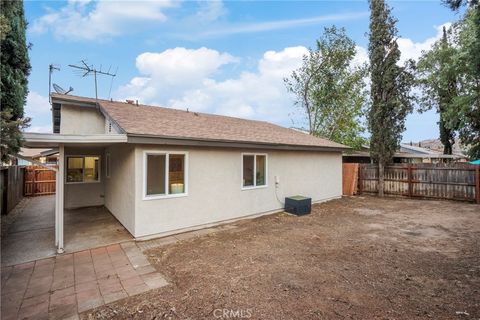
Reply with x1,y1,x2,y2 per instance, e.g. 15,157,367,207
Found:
0,0,31,163
368,0,415,196
438,27,457,155
417,27,458,155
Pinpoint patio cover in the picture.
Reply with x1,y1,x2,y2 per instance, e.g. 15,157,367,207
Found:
21,132,127,253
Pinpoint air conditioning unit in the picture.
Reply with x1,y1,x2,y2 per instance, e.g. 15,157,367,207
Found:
285,195,311,216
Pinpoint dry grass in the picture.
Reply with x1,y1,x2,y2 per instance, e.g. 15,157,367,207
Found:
83,196,480,320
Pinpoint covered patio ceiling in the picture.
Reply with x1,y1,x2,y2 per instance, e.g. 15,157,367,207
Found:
19,132,128,254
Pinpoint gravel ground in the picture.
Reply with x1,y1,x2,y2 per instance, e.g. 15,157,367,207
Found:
82,196,480,320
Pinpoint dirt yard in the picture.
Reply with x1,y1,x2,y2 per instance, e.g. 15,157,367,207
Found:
82,196,480,320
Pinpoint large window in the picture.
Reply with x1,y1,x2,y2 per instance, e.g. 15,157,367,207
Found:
144,152,187,199
66,156,100,183
242,154,267,189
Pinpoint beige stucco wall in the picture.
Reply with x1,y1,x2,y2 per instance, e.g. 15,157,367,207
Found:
60,104,105,134
104,144,136,235
64,146,105,209
132,145,342,238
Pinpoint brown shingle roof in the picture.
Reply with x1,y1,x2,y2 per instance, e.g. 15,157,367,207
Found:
51,93,348,150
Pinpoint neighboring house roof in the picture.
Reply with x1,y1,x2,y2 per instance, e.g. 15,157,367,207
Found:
399,144,441,155
19,148,58,159
51,93,348,150
19,148,50,158
344,144,467,159
39,149,59,157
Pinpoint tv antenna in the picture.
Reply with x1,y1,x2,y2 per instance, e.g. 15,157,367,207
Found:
48,64,60,104
68,60,117,101
53,83,73,95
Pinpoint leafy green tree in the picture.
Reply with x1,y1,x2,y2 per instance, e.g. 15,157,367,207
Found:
441,0,480,158
417,27,458,155
0,0,31,163
448,8,480,158
285,26,368,150
368,0,415,196
443,0,478,11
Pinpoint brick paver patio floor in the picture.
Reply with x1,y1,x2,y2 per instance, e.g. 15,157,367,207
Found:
1,242,168,320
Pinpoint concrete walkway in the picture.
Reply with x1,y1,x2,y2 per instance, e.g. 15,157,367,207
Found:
1,208,242,319
1,196,133,266
1,242,168,320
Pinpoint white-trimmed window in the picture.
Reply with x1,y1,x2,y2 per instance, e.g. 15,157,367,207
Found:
66,156,100,183
144,151,188,199
242,153,267,189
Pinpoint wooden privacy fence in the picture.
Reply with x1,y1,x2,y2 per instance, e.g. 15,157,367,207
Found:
1,166,25,215
342,163,359,196
358,163,480,203
24,166,56,196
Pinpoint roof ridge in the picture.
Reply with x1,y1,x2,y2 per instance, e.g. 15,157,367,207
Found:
52,93,280,126
100,99,278,126
52,94,315,133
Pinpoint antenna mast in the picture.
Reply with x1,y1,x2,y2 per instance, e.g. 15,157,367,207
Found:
48,64,60,104
68,60,116,101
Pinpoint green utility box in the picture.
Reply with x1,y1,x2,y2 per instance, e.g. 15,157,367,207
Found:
285,195,312,216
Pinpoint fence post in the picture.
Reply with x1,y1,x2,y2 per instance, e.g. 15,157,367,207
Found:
476,166,480,204
358,164,363,195
407,164,413,197
33,169,37,197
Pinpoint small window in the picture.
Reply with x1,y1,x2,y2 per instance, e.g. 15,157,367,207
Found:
66,156,100,183
144,152,187,199
242,154,267,188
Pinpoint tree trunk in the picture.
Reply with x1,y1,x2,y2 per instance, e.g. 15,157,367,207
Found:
378,162,385,197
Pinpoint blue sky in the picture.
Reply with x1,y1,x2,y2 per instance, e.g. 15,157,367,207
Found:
24,0,462,142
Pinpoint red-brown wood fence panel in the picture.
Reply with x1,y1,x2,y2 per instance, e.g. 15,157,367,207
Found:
24,166,56,196
343,163,359,196
358,163,480,203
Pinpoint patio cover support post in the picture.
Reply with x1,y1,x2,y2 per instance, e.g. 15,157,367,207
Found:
57,144,65,254
55,163,59,246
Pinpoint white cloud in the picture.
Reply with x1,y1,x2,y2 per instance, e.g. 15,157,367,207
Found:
195,0,226,22
25,91,51,117
397,23,452,64
353,46,368,67
135,47,236,85
352,22,453,66
116,23,451,128
31,0,176,41
25,91,52,133
116,46,307,124
117,47,237,103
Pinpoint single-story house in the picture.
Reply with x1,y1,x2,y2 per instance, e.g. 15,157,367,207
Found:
19,148,58,165
23,93,348,253
3,148,58,166
343,144,468,164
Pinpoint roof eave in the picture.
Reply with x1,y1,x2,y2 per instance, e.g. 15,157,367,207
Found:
126,133,349,152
